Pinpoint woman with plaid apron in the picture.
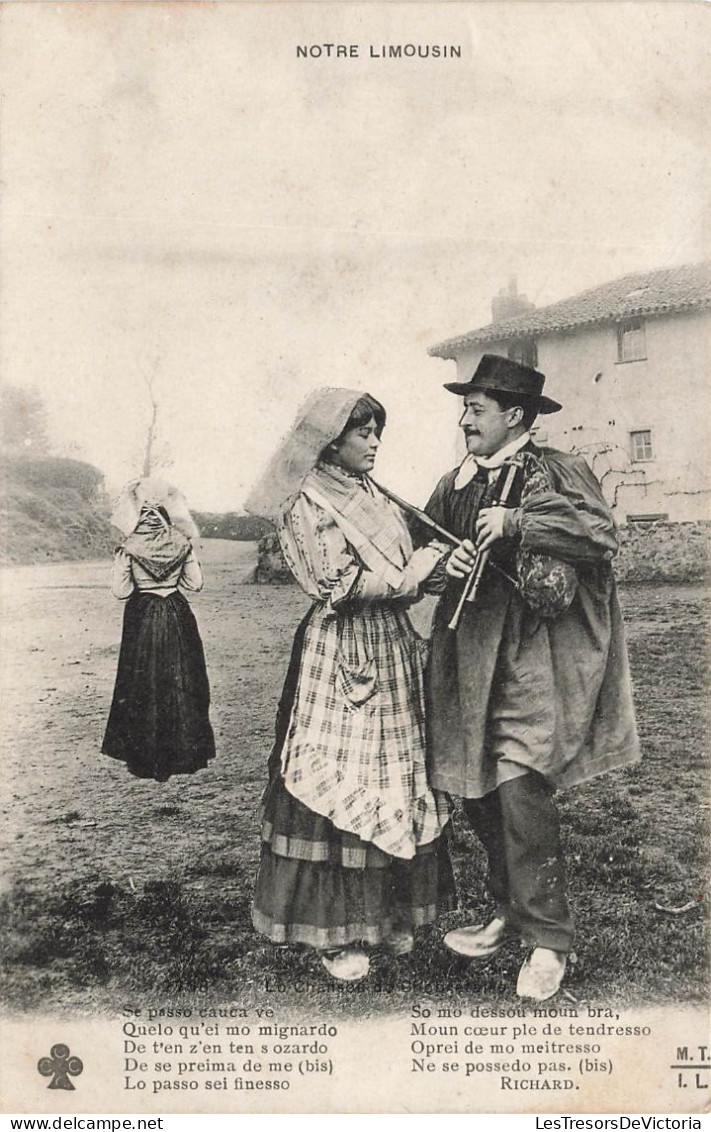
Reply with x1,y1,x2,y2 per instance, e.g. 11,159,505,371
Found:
246,388,455,981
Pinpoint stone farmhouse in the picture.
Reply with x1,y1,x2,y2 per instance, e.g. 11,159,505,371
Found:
428,262,711,523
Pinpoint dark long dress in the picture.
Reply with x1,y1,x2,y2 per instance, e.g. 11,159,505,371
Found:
102,563,215,782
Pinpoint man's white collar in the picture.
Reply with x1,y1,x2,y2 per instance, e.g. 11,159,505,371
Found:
454,431,531,491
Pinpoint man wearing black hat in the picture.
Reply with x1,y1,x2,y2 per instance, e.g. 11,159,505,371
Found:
424,354,639,1000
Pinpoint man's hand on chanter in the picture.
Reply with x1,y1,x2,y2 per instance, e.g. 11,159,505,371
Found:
475,506,509,553
446,539,478,578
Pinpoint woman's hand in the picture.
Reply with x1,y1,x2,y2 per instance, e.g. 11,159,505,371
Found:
408,545,446,584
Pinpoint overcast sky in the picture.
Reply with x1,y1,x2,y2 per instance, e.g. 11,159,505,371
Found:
1,3,707,510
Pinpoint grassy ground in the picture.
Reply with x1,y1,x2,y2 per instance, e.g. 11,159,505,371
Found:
0,544,708,1018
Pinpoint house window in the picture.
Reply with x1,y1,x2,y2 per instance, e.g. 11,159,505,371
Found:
630,429,653,461
617,318,646,362
508,339,538,368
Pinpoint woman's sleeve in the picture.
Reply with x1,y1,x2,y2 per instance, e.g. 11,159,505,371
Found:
279,495,421,607
110,548,135,600
512,453,618,564
352,563,420,603
178,547,204,593
417,543,451,596
278,494,362,605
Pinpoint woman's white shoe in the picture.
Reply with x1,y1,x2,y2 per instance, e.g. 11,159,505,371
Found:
320,948,370,981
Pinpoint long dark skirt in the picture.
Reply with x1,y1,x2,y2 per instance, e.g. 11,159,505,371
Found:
251,608,457,949
102,591,216,782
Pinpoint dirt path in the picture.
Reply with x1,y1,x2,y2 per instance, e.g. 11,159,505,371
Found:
0,547,708,1012
0,542,309,898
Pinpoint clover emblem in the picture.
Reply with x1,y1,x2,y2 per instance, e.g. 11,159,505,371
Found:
38,1044,83,1090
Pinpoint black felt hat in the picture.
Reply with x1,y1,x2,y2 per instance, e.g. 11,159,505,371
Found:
444,353,562,414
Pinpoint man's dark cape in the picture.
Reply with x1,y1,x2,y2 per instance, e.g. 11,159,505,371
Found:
424,444,640,797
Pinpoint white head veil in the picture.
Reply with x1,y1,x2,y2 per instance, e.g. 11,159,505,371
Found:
244,387,371,521
110,477,200,539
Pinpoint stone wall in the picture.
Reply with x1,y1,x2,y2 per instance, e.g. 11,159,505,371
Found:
254,522,711,586
614,520,710,584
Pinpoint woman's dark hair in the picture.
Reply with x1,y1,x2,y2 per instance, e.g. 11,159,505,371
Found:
339,393,387,439
485,389,539,430
321,393,387,463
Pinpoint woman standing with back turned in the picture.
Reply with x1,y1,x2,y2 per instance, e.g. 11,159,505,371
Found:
102,477,216,782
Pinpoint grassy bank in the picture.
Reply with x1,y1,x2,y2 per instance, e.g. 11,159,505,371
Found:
0,457,114,565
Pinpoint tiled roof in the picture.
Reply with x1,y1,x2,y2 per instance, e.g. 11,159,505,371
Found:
429,262,711,359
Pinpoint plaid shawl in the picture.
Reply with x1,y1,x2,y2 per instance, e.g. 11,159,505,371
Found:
300,463,413,591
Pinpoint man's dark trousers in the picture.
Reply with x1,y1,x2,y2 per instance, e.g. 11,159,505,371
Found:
462,771,573,953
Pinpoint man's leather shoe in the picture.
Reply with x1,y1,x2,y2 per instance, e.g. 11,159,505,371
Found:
516,948,567,1001
443,916,512,959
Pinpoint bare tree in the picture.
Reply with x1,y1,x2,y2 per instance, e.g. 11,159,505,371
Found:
139,359,171,477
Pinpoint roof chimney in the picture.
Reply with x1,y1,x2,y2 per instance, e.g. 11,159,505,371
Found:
491,275,535,323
